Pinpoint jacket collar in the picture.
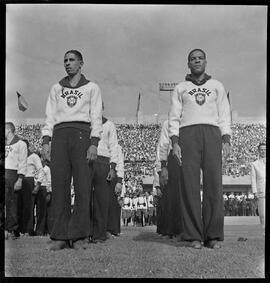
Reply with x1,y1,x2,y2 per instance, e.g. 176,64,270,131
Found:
59,74,90,88
6,135,20,146
185,73,212,86
102,116,108,124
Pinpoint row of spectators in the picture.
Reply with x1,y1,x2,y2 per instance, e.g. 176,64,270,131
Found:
14,122,266,183
223,192,258,216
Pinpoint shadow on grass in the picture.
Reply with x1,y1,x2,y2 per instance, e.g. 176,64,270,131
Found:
132,231,191,248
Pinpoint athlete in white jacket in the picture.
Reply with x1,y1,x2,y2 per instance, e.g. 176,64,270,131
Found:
168,49,231,249
41,50,103,251
251,143,266,234
5,122,27,239
90,113,119,242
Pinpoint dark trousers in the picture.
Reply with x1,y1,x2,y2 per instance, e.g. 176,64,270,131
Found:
166,151,184,237
45,193,53,235
34,186,47,235
90,156,110,241
156,183,168,235
20,177,35,234
5,170,19,232
178,124,224,242
107,179,121,235
50,127,92,241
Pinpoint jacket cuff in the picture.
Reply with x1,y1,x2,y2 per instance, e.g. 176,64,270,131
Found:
110,162,116,170
42,136,51,145
222,134,231,145
171,135,179,145
117,177,123,183
90,137,99,146
161,161,167,168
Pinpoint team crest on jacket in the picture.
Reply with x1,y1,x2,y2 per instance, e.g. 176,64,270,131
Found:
195,93,206,106
67,95,78,107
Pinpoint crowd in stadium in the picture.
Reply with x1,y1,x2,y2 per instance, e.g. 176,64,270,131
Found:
15,122,266,188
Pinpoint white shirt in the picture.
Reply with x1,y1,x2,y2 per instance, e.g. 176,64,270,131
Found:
251,158,265,197
158,120,172,162
115,144,124,179
122,197,132,209
137,196,147,209
5,138,27,176
26,153,44,184
98,120,118,164
41,165,52,192
147,195,154,208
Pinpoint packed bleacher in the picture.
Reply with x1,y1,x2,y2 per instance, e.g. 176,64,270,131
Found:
15,122,266,187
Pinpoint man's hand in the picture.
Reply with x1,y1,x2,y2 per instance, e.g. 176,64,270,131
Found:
46,193,51,203
14,178,23,191
159,167,168,187
222,142,231,160
114,182,122,195
107,168,116,182
156,188,162,197
42,144,50,161
173,143,182,166
32,184,40,195
87,145,97,162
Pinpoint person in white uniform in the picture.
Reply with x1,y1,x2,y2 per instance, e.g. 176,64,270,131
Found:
251,143,266,235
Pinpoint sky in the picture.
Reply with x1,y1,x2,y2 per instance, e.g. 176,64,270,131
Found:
6,4,267,123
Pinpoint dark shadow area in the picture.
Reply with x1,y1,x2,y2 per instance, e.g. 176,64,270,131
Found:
132,230,192,248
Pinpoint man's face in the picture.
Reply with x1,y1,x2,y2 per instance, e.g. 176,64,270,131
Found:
188,50,207,75
64,53,83,76
5,126,11,138
258,145,266,158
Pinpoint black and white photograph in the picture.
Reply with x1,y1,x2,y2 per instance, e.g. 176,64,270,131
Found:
3,3,267,278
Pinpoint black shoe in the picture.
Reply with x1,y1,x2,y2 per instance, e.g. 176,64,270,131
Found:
73,238,89,250
204,240,221,249
189,240,202,249
91,238,106,244
10,231,20,240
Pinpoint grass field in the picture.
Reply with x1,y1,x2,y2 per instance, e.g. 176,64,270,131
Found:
4,216,266,278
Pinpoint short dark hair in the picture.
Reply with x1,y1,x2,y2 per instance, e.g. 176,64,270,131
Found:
5,122,16,133
22,139,29,149
258,142,266,150
188,49,206,62
65,50,83,62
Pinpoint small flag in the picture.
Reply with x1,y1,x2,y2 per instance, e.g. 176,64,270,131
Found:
227,91,232,122
17,91,28,112
136,93,141,122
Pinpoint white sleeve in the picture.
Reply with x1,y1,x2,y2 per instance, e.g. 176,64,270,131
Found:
216,82,232,136
116,145,124,179
251,163,257,194
108,122,119,164
155,144,161,173
45,166,52,192
17,141,28,176
34,155,45,184
159,121,170,161
89,83,103,140
168,85,183,138
42,85,58,138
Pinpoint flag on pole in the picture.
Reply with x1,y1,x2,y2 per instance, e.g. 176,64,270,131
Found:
227,91,232,122
17,91,28,112
136,92,141,123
